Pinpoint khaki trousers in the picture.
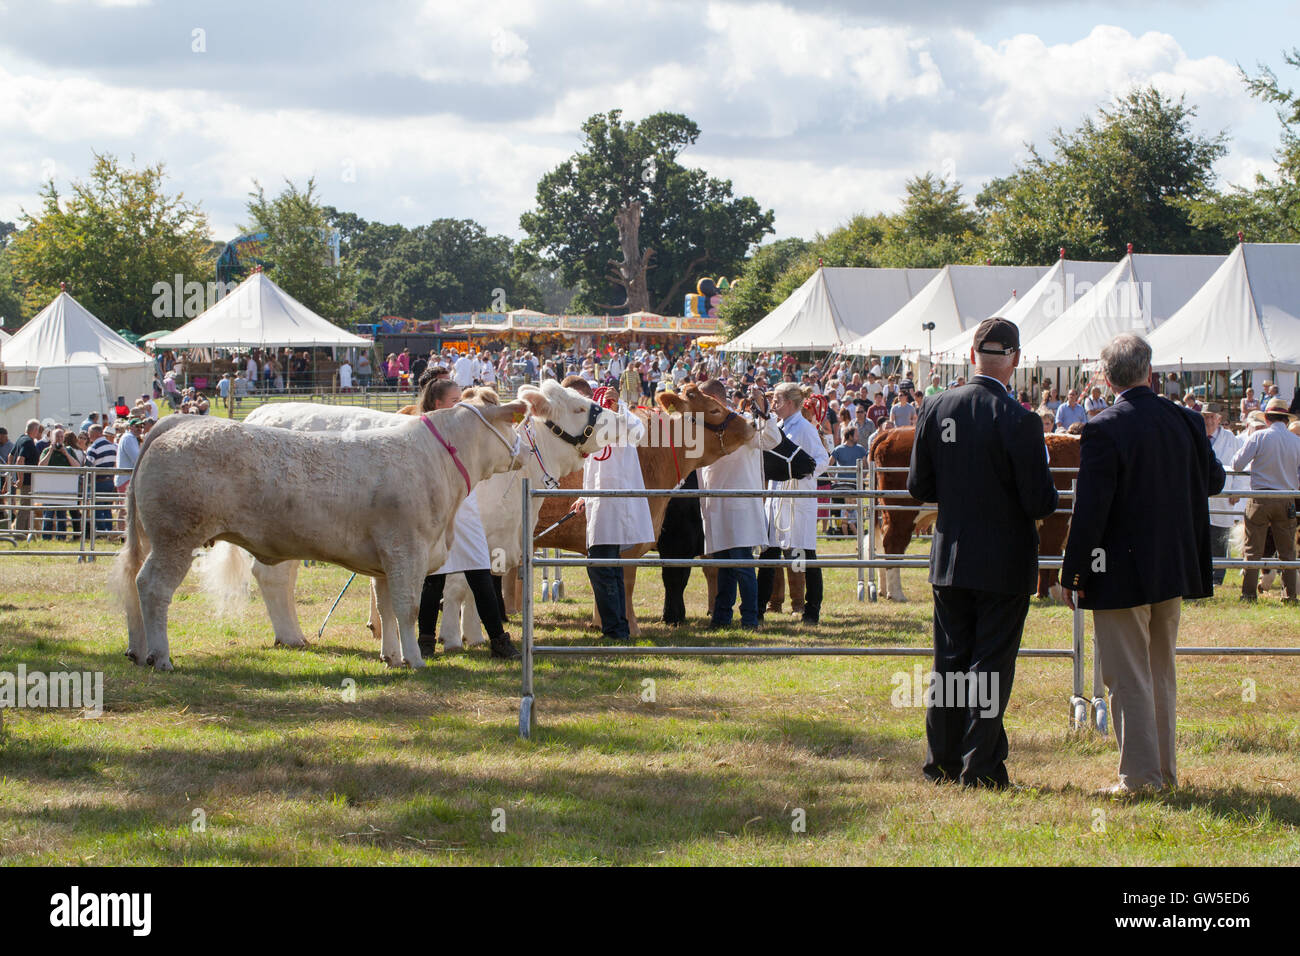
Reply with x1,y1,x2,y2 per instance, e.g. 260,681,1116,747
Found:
1241,498,1298,599
1093,597,1181,790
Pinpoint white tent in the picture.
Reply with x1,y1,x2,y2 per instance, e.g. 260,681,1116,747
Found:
1147,243,1300,372
1021,252,1224,367
841,264,1049,357
0,290,153,401
720,266,938,353
929,258,1114,364
152,271,371,349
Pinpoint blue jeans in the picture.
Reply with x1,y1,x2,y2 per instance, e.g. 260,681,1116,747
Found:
587,545,629,640
94,477,115,533
711,547,759,627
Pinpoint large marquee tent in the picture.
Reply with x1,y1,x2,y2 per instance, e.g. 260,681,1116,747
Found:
152,271,371,349
1020,252,1224,367
720,266,939,353
1147,243,1300,373
0,290,153,400
841,264,1049,358
930,257,1114,364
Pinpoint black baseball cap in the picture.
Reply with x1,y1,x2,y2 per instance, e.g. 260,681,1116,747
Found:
973,317,1020,355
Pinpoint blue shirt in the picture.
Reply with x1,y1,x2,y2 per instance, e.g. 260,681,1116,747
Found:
830,442,867,468
1055,402,1087,429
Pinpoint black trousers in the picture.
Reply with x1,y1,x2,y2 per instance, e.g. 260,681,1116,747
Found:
661,567,691,624
925,586,1030,788
756,547,823,622
419,569,506,642
587,544,629,639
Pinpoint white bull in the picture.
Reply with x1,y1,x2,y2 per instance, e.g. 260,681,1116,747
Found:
203,382,598,658
112,395,537,671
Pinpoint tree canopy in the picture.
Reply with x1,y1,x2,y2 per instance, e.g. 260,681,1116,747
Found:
519,110,774,314
5,153,213,334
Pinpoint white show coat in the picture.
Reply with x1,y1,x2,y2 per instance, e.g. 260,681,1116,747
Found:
765,411,829,552
700,410,783,554
435,487,491,574
583,405,654,549
1209,425,1246,529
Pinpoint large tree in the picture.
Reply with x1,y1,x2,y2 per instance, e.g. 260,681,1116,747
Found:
519,110,774,314
1186,48,1300,242
326,209,539,321
979,87,1231,262
245,178,356,321
6,153,212,334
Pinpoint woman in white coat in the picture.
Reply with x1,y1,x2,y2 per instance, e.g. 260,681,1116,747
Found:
570,385,653,640
699,381,783,628
416,380,520,660
758,383,830,625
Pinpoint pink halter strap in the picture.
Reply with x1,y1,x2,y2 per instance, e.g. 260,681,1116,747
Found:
421,414,471,493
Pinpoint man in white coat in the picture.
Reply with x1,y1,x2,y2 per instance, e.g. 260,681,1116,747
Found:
1203,408,1245,589
570,385,653,641
416,379,520,660
453,351,477,388
699,380,782,628
757,383,830,625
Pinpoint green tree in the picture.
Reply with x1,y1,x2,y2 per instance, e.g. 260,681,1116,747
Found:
519,110,774,314
716,237,812,337
6,153,212,334
980,88,1231,262
1186,48,1300,242
246,178,357,320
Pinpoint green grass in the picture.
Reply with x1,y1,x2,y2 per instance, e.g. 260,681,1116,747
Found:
0,539,1297,865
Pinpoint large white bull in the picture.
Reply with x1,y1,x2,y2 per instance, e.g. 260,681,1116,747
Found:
204,382,597,658
112,386,607,670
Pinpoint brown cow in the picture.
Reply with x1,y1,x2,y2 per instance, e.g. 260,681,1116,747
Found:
534,384,756,636
869,426,1079,602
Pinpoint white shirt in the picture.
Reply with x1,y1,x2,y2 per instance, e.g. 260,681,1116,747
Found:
115,431,141,488
453,355,476,387
765,411,830,551
338,362,353,388
1208,426,1246,529
583,406,654,548
701,410,783,553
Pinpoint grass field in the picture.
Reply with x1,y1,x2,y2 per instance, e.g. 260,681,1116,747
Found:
0,538,1297,866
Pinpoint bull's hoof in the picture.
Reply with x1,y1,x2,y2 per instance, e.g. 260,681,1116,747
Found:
274,637,309,649
381,654,403,668
886,593,908,603
442,642,465,654
401,657,427,669
147,655,174,672
125,648,145,666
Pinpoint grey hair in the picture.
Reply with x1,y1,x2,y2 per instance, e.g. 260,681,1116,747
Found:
1100,333,1152,390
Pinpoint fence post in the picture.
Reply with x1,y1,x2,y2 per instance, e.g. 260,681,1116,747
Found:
519,477,536,739
855,457,865,601
866,459,877,602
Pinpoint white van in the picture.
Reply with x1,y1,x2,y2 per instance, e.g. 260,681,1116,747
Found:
35,360,113,427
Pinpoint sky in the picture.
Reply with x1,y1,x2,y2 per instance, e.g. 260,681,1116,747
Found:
0,0,1295,246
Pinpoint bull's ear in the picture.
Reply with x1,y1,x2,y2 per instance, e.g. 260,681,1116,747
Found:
398,403,418,416
492,399,529,424
517,386,551,419
657,391,688,415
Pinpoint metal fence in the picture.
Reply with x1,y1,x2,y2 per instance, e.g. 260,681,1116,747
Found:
516,477,1300,740
0,464,130,559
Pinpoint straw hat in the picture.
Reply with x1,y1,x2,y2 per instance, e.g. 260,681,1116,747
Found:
1263,397,1296,420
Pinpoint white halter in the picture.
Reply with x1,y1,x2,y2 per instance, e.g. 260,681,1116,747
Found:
455,400,524,464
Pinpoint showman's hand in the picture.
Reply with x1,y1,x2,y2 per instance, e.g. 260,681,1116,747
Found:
1063,588,1083,610
569,499,585,516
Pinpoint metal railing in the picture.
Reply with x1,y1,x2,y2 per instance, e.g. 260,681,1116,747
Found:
0,464,130,559
516,476,1300,740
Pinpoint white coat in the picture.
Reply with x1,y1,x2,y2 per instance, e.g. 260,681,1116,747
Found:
583,405,654,549
1209,426,1247,529
435,486,491,574
700,410,783,554
765,411,829,552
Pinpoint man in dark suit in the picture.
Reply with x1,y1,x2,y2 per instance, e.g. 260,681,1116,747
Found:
908,318,1059,788
1062,334,1224,794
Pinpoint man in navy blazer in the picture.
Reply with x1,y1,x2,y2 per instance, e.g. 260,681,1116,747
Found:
908,318,1059,788
1062,333,1224,794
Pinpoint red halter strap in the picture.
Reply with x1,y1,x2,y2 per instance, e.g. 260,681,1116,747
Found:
421,414,471,493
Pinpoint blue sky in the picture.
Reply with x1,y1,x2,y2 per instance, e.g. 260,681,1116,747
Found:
0,0,1294,246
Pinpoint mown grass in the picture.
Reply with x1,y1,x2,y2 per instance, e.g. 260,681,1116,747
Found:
0,539,1296,865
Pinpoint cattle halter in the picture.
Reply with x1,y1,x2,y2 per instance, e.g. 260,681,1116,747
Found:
420,414,471,493
456,399,524,463
544,401,602,450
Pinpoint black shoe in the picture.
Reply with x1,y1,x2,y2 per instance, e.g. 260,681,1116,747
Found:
489,633,522,660
418,635,437,658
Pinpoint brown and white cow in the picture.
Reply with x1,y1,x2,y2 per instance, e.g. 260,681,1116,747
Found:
533,384,756,636
869,426,1079,602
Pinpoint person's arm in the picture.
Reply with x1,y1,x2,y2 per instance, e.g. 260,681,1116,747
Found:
1230,432,1258,473
1060,424,1118,594
906,404,937,503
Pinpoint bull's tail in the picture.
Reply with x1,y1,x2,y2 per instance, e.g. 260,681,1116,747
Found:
108,476,146,608
1229,522,1245,558
196,541,255,616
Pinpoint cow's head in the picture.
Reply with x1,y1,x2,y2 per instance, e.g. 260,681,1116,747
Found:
656,383,756,468
454,386,530,477
516,380,618,474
